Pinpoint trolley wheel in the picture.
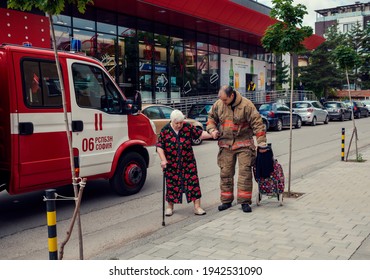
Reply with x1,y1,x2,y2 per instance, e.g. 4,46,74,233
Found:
277,193,283,206
256,193,261,206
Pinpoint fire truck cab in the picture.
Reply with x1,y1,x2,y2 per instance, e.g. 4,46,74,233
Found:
0,44,157,196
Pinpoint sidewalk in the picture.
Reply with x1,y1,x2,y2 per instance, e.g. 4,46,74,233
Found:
97,147,370,260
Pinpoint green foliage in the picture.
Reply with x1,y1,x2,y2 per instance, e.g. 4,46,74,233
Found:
333,45,360,71
262,0,313,55
299,26,344,98
8,0,93,15
275,56,289,90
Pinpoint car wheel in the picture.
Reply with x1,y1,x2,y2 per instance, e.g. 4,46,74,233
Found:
110,152,147,196
311,116,317,126
191,138,203,145
263,119,268,131
295,117,302,129
275,119,283,131
366,111,369,118
324,115,329,124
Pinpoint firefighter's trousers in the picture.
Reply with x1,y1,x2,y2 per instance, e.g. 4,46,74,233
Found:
217,147,256,204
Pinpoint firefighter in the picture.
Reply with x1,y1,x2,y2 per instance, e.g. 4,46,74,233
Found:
248,81,256,91
206,85,267,213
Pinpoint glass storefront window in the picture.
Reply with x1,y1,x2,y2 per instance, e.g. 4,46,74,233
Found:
209,36,219,53
54,25,71,51
197,50,208,94
153,33,169,100
117,27,137,92
183,30,196,49
209,53,219,91
170,44,183,100
184,47,197,95
73,29,96,57
219,38,229,54
73,17,95,31
230,40,239,56
53,14,71,26
96,33,117,78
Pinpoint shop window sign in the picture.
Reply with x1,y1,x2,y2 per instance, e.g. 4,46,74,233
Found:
139,63,167,73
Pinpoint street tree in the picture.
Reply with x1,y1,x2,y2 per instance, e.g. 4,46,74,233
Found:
261,0,313,196
7,0,94,260
275,56,289,90
348,21,365,90
333,45,361,161
299,25,344,98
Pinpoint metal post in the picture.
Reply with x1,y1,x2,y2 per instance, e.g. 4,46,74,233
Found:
45,189,58,260
341,128,345,161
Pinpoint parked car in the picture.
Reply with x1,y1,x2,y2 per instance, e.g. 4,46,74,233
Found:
187,102,213,128
343,100,369,118
188,102,270,132
324,101,352,121
142,104,204,145
259,102,302,131
361,100,370,112
292,101,329,126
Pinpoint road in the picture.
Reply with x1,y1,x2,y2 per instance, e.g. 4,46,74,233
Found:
1,117,369,259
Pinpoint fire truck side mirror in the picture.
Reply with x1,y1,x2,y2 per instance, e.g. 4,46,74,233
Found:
101,95,114,112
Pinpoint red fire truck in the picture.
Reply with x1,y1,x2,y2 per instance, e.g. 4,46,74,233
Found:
0,44,157,196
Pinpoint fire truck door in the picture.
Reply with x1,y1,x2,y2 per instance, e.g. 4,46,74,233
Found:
68,60,129,177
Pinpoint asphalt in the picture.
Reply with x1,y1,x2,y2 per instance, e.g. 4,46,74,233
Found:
95,147,370,260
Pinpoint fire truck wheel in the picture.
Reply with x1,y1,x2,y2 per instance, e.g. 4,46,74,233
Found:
110,152,147,196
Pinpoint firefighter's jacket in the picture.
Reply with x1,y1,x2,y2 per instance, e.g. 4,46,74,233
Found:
206,90,266,150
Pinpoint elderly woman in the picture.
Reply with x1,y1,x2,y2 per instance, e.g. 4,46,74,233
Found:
156,109,212,216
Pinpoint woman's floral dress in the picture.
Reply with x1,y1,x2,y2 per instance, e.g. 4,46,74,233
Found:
156,122,203,204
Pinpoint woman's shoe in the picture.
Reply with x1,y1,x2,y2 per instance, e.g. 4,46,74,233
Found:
194,207,206,215
165,207,173,216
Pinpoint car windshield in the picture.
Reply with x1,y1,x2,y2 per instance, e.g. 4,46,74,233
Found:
259,104,272,111
325,103,340,108
363,100,370,105
292,102,309,108
189,104,212,115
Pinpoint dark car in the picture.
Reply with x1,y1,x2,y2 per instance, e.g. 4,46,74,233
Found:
259,102,302,131
188,102,269,132
343,100,369,119
324,101,352,121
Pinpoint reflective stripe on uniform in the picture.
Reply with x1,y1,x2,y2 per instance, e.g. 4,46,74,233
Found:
256,131,266,137
237,190,252,199
218,139,255,150
221,191,233,197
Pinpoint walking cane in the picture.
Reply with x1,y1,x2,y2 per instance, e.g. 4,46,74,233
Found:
162,168,166,226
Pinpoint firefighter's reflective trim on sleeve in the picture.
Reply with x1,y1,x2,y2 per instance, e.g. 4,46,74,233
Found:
256,131,266,138
237,190,252,199
218,139,255,150
206,119,216,126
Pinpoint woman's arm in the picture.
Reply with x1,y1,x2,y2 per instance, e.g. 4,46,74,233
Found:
199,130,212,140
156,147,168,169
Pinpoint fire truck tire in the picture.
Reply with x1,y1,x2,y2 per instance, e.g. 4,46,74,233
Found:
110,152,147,196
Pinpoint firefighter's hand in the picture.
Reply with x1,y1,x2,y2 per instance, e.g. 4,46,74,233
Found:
160,160,168,169
258,145,269,153
211,130,220,139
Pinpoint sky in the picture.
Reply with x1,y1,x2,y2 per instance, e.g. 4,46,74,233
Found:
257,0,361,28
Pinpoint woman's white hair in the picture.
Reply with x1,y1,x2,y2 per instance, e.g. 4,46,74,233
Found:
170,109,185,122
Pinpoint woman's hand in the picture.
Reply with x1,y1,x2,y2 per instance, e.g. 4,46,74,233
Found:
160,160,168,169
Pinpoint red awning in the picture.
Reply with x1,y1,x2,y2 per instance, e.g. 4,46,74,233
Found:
93,0,324,49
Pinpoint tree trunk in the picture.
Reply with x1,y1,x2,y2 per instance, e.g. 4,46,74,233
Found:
288,53,293,197
49,14,84,260
345,68,358,160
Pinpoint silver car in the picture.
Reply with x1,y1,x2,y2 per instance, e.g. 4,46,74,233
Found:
292,101,329,126
362,100,370,112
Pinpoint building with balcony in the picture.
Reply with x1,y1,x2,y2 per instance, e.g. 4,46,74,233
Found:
315,1,370,36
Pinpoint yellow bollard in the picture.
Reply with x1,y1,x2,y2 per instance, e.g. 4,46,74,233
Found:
45,189,58,260
341,128,345,161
